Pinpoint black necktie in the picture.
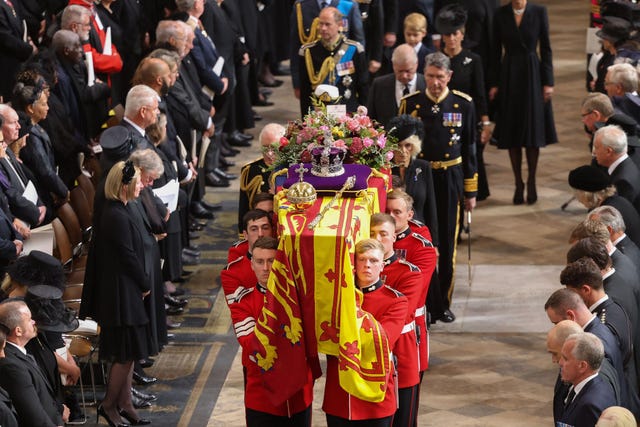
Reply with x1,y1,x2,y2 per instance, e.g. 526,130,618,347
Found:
403,85,410,96
321,1,329,8
564,387,576,407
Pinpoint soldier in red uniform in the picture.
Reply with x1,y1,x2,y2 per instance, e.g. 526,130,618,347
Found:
222,210,273,304
229,236,313,426
323,239,408,427
370,213,424,427
386,190,438,419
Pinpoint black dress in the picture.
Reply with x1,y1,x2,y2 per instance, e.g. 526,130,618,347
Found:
490,2,557,149
93,199,155,363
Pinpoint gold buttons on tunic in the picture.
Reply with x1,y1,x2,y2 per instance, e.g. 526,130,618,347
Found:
445,153,450,159
454,104,459,108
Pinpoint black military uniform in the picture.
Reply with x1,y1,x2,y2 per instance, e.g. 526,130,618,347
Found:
399,87,477,311
238,158,271,234
298,35,368,116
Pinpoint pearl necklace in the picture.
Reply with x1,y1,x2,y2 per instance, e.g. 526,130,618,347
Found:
513,7,525,15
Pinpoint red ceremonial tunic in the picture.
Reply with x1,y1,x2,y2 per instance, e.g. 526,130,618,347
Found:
323,280,408,420
394,227,437,371
383,254,422,388
220,252,257,303
230,283,313,416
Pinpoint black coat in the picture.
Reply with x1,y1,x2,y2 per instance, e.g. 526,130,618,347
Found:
92,200,150,327
0,343,63,426
0,387,17,427
616,235,640,274
490,2,557,149
609,157,640,210
0,151,42,226
367,72,426,129
0,204,18,276
0,1,33,100
447,49,488,117
395,159,438,246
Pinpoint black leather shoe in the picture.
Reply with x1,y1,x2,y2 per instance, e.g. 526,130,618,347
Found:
220,146,239,157
201,200,223,211
167,321,182,329
440,309,456,323
259,87,273,96
253,112,263,122
254,98,274,107
185,244,198,252
167,333,175,340
183,247,201,257
132,371,157,386
166,306,184,316
213,168,237,180
165,295,188,308
189,222,203,232
182,253,199,265
227,133,251,147
119,409,151,425
219,157,235,168
259,78,283,87
131,387,157,402
139,358,154,368
236,131,254,141
205,172,230,187
191,202,215,219
188,232,200,241
132,394,152,409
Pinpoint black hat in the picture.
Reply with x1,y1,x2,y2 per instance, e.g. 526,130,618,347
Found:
435,4,467,35
7,251,65,291
596,16,631,44
388,115,425,142
24,285,79,333
595,112,640,147
601,0,633,22
568,165,612,192
100,125,134,161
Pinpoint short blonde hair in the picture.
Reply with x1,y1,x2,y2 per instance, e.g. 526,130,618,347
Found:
387,189,415,210
104,161,140,201
355,238,384,256
597,406,636,427
404,13,427,33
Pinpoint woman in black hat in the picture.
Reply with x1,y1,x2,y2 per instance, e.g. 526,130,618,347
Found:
436,3,491,201
489,0,558,205
568,164,640,246
84,160,153,426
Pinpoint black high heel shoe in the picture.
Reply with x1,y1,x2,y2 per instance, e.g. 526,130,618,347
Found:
119,409,151,425
526,181,537,205
513,182,525,205
97,405,130,427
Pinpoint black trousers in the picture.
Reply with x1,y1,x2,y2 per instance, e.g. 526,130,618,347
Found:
326,414,392,427
245,406,311,427
393,384,419,427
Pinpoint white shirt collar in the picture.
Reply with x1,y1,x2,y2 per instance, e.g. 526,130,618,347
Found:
608,153,629,175
589,294,609,312
6,341,26,355
123,117,146,137
572,372,600,400
602,267,615,280
612,233,626,246
412,42,423,54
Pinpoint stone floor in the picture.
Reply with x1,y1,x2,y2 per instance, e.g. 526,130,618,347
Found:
89,0,598,425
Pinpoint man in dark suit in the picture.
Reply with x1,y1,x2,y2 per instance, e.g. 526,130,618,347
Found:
589,205,640,269
606,63,640,125
546,288,636,417
558,332,617,426
561,258,639,396
368,44,425,128
593,125,640,210
0,300,66,426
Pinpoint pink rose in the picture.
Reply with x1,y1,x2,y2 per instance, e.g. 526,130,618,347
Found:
363,137,373,148
347,119,360,132
377,135,386,148
386,151,394,161
350,137,364,154
334,139,347,149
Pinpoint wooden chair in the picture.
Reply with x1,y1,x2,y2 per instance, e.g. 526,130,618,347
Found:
69,187,92,243
52,218,85,284
76,173,95,215
57,203,86,263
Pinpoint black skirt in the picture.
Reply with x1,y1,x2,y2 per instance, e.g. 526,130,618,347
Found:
99,324,156,363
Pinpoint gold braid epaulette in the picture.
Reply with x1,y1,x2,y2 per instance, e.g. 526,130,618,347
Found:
240,165,266,209
297,3,320,45
305,48,335,87
397,97,419,118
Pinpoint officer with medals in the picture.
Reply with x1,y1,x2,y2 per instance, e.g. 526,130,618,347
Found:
399,51,477,322
298,7,368,116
